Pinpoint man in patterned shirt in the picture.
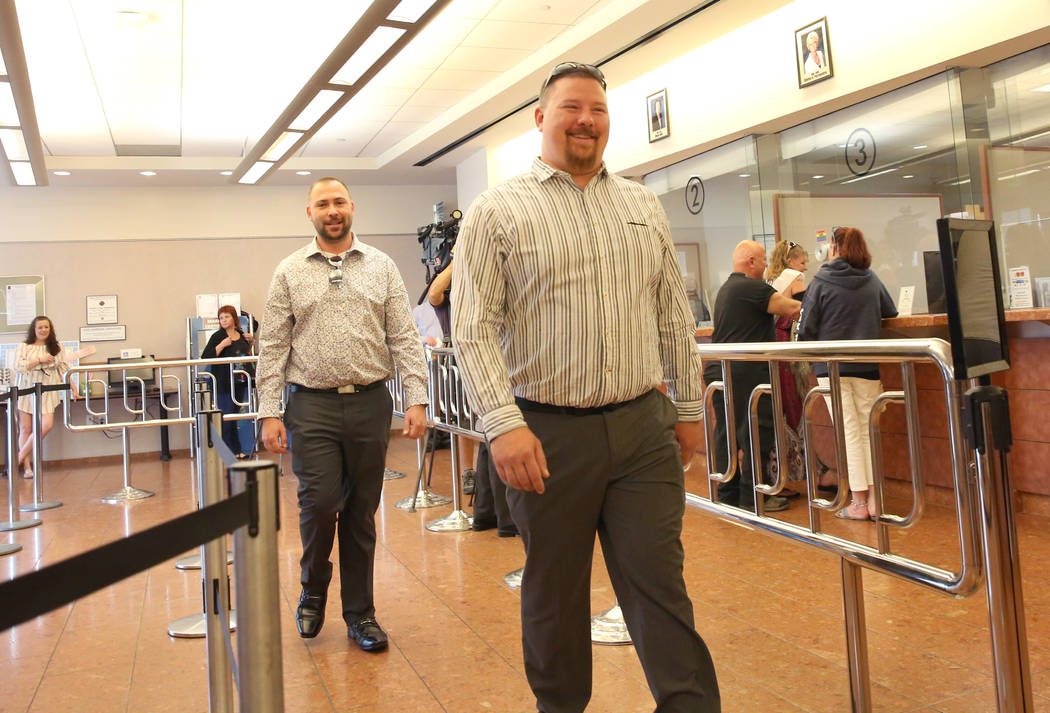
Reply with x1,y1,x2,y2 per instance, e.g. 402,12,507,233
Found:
257,177,428,652
452,64,720,712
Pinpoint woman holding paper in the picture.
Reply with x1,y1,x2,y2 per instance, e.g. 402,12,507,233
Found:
797,227,898,521
14,316,87,478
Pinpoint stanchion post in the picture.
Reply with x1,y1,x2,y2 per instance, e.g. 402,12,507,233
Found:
230,460,284,713
21,383,61,512
1,387,41,533
841,559,872,713
967,384,1034,713
201,406,235,713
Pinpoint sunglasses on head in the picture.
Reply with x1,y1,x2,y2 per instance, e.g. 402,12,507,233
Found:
541,62,606,94
788,241,800,249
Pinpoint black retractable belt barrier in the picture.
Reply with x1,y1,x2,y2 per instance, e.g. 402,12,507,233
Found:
0,490,253,632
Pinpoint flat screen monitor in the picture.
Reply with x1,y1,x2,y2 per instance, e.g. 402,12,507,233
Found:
107,356,156,389
935,218,1010,379
923,250,946,314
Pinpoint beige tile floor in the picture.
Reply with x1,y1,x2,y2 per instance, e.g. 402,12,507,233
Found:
2,436,1050,712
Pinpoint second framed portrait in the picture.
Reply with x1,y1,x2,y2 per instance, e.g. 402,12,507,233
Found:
795,17,833,88
647,89,669,142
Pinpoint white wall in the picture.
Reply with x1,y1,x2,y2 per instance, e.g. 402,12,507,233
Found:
0,183,457,243
455,148,489,215
478,0,1050,184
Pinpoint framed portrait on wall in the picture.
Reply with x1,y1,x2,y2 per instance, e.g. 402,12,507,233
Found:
647,89,670,142
795,17,833,88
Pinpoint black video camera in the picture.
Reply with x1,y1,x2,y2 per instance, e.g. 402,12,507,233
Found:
418,209,463,283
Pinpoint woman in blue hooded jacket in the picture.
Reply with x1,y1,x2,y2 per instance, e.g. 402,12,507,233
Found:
797,227,898,520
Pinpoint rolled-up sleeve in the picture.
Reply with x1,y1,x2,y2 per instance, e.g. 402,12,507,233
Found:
451,197,526,440
384,261,429,407
652,202,704,421
256,267,293,419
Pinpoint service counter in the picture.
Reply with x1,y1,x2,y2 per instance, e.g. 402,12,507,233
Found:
694,308,1050,509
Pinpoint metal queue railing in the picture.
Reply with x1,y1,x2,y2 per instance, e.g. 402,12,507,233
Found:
63,356,262,503
0,380,284,713
696,337,1028,713
392,348,454,512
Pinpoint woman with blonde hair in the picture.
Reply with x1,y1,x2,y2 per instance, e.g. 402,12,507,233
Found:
764,241,833,491
797,227,898,520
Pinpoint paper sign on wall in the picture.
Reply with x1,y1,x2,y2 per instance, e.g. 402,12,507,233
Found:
1009,266,1033,309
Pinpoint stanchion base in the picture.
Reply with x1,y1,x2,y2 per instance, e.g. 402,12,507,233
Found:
383,467,406,480
20,500,62,512
167,610,238,638
395,490,452,510
591,605,632,645
0,518,42,532
0,543,21,556
101,486,155,504
503,567,523,589
426,510,473,532
174,551,233,570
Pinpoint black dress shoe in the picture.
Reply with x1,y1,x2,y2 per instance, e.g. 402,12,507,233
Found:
497,525,519,538
472,516,497,532
348,617,388,652
296,590,326,638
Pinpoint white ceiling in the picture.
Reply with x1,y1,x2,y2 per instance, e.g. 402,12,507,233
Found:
6,0,702,187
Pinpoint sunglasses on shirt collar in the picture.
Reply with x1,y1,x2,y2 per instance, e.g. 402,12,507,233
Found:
540,62,607,94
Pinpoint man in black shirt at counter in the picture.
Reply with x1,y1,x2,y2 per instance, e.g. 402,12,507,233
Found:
704,240,801,511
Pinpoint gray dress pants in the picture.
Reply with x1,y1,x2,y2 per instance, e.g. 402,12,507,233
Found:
284,386,392,624
507,389,720,713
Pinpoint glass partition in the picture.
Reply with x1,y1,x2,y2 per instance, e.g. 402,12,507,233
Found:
645,136,760,323
984,44,1050,308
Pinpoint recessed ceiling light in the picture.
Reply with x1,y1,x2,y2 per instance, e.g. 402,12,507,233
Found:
738,173,750,178
912,144,928,150
53,170,71,176
296,170,311,176
903,174,915,179
811,175,824,179
220,170,233,176
140,170,156,176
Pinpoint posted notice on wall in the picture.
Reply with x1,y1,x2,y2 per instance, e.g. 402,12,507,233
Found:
5,283,36,325
86,294,118,324
1009,266,1033,309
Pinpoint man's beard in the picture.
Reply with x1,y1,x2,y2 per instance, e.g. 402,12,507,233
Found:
316,220,350,244
564,133,600,172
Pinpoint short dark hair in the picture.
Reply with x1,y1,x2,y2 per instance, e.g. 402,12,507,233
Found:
307,177,350,200
539,62,606,107
833,227,872,270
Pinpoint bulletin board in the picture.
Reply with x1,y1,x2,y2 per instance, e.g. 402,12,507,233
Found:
1,275,45,334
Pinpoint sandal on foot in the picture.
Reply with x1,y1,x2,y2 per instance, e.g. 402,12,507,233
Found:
835,502,871,521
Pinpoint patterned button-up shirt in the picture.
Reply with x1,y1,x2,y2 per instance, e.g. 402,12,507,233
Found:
256,236,428,419
451,158,704,440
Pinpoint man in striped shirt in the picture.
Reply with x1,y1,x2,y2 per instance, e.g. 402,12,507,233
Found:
452,63,720,713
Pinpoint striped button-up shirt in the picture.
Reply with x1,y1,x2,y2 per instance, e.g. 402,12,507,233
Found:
451,158,703,440
256,236,428,419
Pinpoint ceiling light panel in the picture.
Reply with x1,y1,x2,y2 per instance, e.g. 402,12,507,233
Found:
14,0,114,154
180,1,368,157
0,128,29,160
261,131,305,161
238,160,273,185
10,160,35,185
289,90,345,131
332,26,407,86
0,82,18,126
66,0,181,147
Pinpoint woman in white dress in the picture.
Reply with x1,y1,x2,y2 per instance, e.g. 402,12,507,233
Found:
14,316,73,478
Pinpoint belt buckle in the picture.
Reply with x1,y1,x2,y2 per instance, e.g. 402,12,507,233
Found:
337,384,357,394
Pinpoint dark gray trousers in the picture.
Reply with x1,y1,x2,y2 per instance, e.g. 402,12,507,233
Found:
506,390,720,713
284,387,392,624
710,365,773,508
